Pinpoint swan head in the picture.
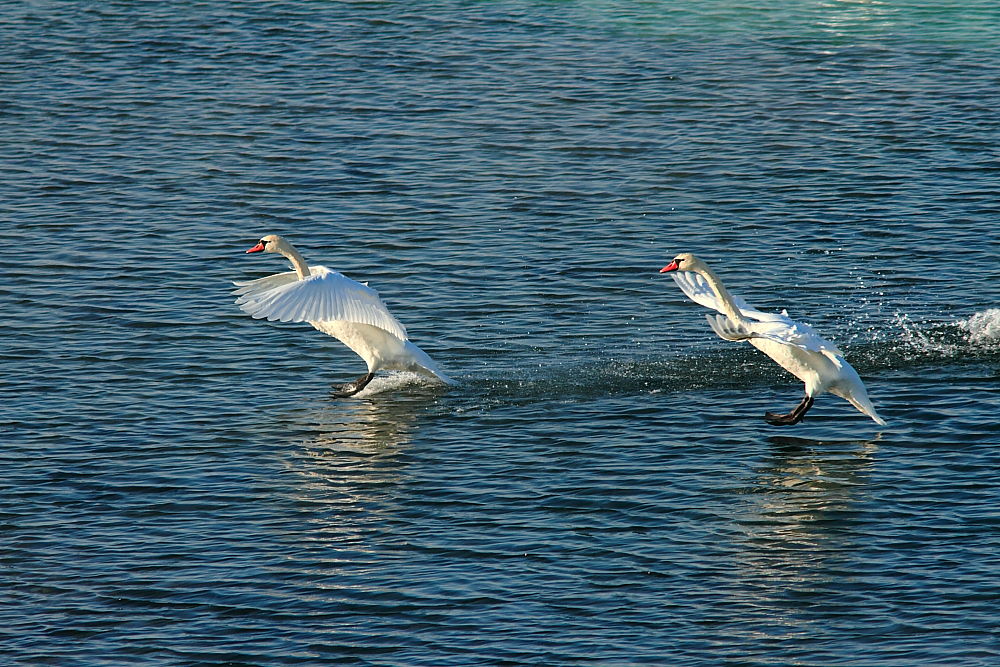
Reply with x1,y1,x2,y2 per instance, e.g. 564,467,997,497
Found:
659,252,705,273
246,234,286,254
245,234,312,279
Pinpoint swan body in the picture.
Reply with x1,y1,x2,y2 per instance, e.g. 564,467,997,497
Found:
660,253,885,426
234,235,453,395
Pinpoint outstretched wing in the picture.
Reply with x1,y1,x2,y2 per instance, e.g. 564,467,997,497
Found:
672,271,843,357
670,271,769,319
232,271,300,296
706,314,752,341
232,265,408,340
748,314,843,358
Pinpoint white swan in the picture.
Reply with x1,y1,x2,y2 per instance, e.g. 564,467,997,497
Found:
660,253,886,426
234,234,453,396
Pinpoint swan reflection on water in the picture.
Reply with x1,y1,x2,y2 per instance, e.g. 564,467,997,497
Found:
269,378,442,550
754,435,879,494
706,434,887,644
722,434,884,618
270,373,442,501
299,373,441,455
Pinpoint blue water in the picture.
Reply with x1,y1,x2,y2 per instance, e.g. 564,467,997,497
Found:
3,2,1000,665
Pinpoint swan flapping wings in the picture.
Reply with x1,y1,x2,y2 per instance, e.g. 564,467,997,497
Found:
671,270,843,359
233,265,408,340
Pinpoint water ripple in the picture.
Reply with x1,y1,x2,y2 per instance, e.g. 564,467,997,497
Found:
2,2,999,665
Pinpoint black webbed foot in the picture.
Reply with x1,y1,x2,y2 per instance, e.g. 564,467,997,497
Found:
764,411,802,426
331,372,375,398
762,395,814,427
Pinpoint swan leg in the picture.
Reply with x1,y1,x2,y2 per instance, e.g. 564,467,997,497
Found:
764,395,814,426
331,372,375,398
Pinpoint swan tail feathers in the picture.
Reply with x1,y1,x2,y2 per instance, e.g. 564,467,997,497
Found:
831,382,888,426
847,395,888,426
706,314,753,342
403,341,457,386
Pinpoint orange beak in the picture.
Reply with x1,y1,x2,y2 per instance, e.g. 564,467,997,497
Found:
246,242,265,253
659,260,679,273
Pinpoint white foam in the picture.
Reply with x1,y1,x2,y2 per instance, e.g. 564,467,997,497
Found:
354,371,446,397
890,308,1000,358
958,308,1000,347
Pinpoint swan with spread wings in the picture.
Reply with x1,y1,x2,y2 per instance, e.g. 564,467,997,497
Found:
660,253,885,426
234,235,453,397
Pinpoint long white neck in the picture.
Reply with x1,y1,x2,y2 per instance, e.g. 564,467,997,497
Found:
278,242,311,280
696,264,748,325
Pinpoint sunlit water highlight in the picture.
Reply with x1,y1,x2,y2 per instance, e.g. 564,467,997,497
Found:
2,2,999,665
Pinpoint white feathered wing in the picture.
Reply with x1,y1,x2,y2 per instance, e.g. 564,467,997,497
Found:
233,266,452,383
671,271,885,425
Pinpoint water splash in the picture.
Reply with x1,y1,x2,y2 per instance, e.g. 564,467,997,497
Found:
889,312,964,358
957,308,1000,349
330,310,998,405
866,308,1000,369
354,371,450,398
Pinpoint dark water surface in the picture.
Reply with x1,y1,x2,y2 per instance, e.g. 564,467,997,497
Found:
3,2,1000,665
